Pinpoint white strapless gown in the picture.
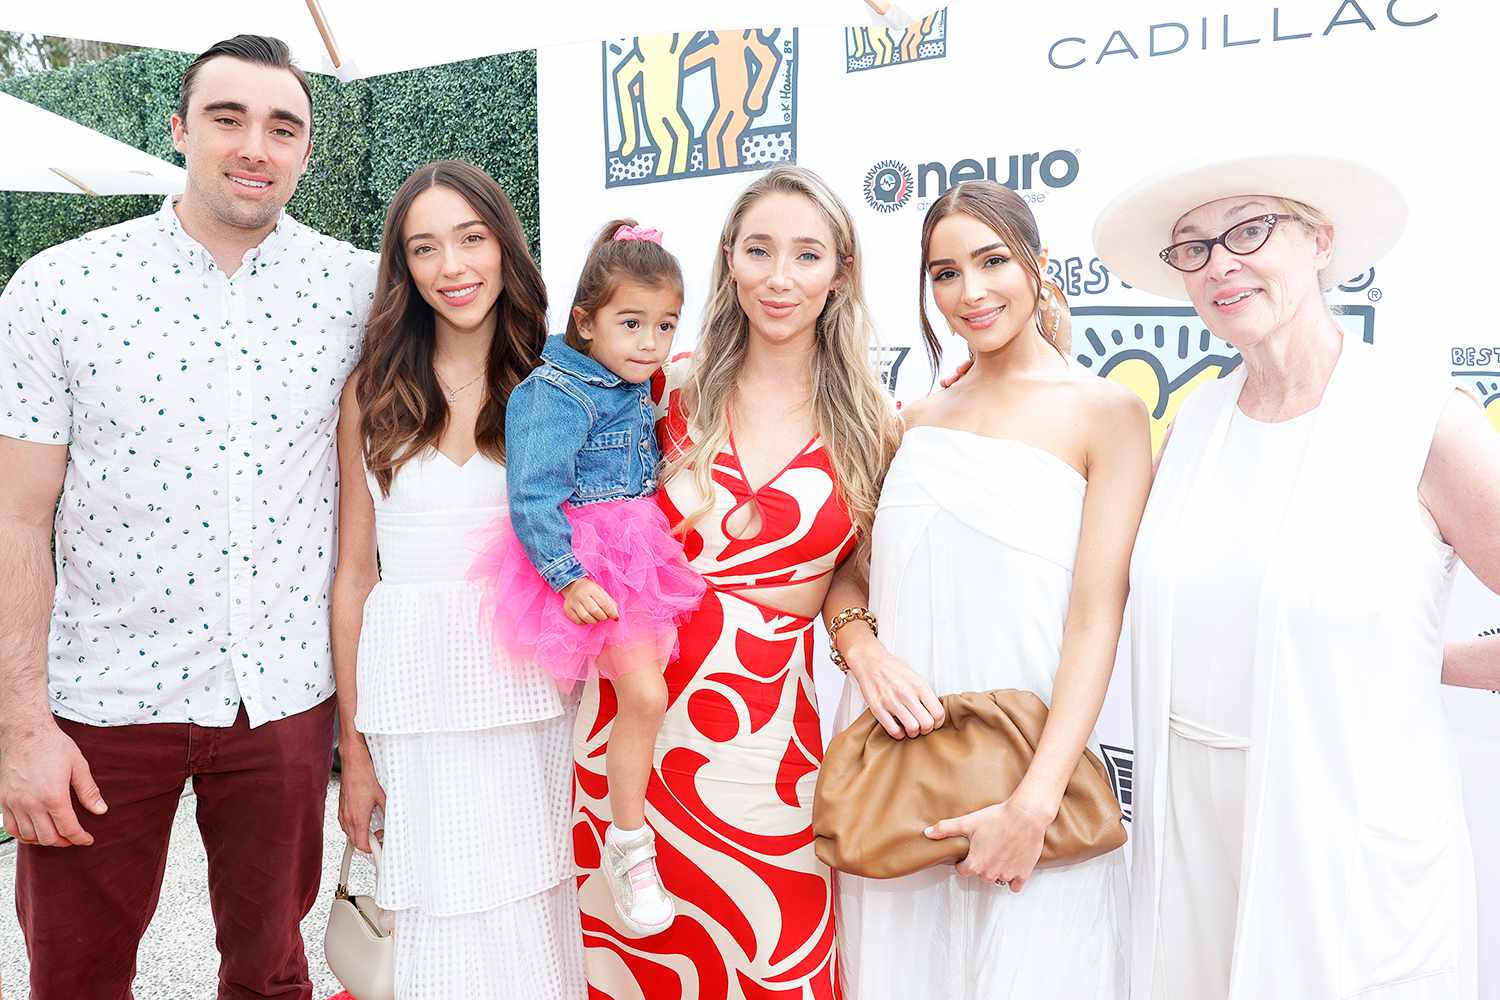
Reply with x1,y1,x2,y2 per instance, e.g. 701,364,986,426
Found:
833,426,1129,1000
355,449,585,999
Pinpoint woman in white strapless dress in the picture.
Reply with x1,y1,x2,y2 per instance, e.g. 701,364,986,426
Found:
824,181,1152,999
331,163,586,998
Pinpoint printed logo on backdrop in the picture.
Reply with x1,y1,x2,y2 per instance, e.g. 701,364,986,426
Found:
863,160,915,213
1073,305,1374,451
602,29,797,188
861,149,1080,214
871,346,914,394
845,8,948,72
1061,262,1378,450
1449,346,1500,433
1047,1,1438,71
1099,745,1135,821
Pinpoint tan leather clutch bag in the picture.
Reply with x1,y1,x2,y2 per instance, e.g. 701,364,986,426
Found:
813,689,1126,879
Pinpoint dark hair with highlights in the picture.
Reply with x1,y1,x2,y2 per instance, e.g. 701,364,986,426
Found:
918,180,1069,375
563,219,684,353
177,35,314,138
354,160,549,496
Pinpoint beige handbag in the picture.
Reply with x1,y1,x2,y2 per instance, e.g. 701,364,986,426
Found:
324,837,395,1000
814,688,1126,879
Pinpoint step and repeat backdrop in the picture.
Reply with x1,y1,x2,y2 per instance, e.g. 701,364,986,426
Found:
536,0,1499,982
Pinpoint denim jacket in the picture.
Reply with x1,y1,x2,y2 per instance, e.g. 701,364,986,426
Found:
505,335,661,591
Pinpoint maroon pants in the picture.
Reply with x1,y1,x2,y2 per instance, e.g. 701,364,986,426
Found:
15,700,335,1000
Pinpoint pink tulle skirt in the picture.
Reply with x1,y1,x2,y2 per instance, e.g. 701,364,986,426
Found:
469,497,705,687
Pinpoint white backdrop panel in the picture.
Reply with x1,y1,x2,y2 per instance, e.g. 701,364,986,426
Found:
538,3,1500,989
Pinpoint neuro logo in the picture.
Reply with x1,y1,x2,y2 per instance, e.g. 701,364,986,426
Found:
603,29,797,188
1073,305,1375,451
1098,745,1135,822
863,160,914,213
862,150,1080,214
846,8,948,72
871,345,914,395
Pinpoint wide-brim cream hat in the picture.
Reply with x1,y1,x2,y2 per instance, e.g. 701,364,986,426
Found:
1092,154,1407,301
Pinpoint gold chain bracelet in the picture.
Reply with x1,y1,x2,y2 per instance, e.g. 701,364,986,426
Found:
828,606,878,672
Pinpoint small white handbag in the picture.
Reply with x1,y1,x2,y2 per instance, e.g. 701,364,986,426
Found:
324,837,395,1000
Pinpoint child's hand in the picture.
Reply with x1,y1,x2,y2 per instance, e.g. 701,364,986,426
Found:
561,578,620,625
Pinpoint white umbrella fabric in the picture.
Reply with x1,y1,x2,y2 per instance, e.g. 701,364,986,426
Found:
0,92,186,195
1,0,944,80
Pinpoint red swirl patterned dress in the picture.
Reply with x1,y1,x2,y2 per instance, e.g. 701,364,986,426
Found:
573,358,851,999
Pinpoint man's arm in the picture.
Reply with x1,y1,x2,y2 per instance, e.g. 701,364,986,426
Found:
0,437,105,847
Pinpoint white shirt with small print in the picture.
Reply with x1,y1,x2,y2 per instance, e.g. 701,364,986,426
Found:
0,197,377,728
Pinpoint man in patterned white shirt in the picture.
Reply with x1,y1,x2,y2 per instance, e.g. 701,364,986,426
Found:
0,35,377,999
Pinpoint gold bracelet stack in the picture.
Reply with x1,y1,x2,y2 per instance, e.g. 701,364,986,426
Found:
828,606,878,672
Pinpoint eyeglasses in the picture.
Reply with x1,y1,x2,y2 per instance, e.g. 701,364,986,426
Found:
1159,214,1293,273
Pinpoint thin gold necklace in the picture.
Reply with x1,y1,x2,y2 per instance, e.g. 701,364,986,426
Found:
436,369,484,402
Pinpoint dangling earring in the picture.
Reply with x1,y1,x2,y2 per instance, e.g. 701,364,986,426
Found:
1036,285,1060,342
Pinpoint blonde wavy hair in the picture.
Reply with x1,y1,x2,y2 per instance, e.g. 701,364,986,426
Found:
663,165,901,542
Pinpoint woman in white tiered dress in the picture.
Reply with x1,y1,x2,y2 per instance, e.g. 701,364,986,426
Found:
825,181,1151,999
332,162,585,998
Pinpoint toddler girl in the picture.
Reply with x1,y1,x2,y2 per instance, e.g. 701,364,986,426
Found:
471,220,704,937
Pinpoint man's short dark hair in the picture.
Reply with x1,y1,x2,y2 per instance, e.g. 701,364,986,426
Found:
177,34,314,137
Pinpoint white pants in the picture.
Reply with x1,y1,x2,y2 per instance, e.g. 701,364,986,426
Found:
1152,717,1248,1000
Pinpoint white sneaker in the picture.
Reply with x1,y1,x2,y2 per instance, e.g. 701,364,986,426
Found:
603,824,676,937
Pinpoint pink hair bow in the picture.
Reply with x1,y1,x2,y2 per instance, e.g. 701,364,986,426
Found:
612,224,664,245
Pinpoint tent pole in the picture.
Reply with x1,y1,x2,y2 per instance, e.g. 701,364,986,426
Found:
48,167,98,196
305,0,344,69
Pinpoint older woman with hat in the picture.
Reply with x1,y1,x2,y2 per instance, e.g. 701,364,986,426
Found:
1093,155,1500,1000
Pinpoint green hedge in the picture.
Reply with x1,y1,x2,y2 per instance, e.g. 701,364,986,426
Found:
0,46,539,288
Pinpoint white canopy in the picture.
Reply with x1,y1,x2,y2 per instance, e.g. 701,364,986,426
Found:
1,1,945,80
0,92,186,195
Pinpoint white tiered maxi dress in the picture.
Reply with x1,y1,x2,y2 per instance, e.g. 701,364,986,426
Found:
833,426,1129,1000
355,449,586,999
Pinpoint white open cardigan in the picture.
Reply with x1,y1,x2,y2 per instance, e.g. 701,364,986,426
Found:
1127,337,1477,1000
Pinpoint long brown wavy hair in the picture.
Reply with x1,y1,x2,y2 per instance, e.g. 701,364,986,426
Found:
355,161,548,495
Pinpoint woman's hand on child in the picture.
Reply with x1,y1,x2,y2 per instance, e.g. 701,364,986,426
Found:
562,578,620,624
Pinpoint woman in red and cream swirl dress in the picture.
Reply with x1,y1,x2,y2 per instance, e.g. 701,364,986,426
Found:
572,165,901,999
